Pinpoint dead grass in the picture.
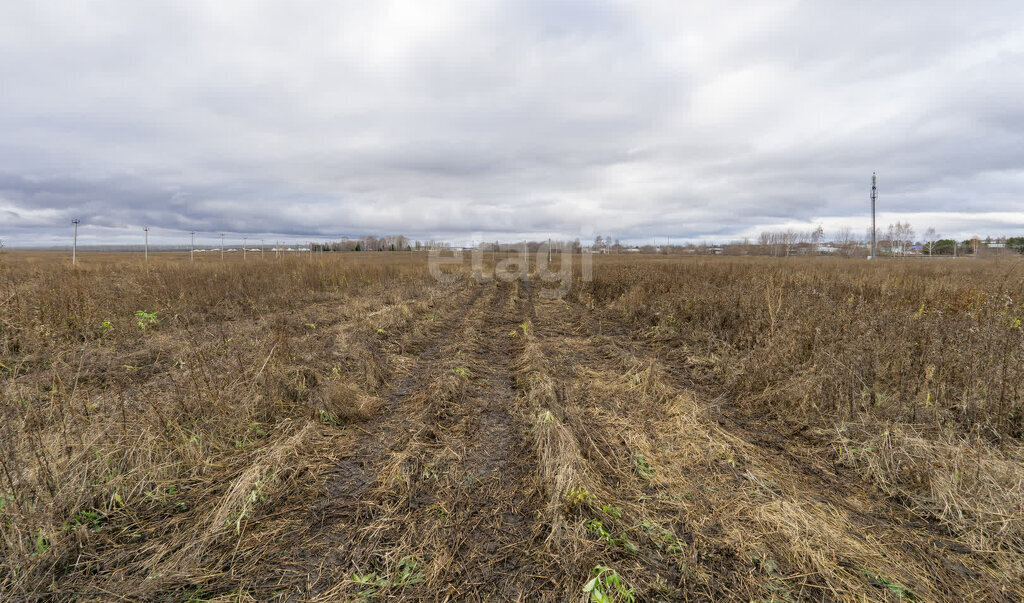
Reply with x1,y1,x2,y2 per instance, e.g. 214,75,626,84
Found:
2,252,1023,600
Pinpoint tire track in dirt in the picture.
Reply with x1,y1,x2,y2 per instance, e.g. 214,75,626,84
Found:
521,291,706,598
322,283,486,510
322,279,547,599
419,278,545,598
254,281,488,594
281,280,549,599
541,291,1007,600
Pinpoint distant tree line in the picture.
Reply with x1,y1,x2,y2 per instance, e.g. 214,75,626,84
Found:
294,229,1024,258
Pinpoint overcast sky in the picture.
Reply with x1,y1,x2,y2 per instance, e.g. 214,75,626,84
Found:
1,1,1023,246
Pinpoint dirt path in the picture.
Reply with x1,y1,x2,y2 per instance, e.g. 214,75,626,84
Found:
250,282,488,595
256,280,558,599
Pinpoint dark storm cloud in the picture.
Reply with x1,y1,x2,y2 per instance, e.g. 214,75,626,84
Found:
1,0,1023,247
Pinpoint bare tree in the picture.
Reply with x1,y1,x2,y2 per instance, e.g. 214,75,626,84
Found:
809,225,824,255
811,225,824,244
834,226,855,247
832,226,858,257
924,227,938,256
885,222,915,256
899,222,915,256
784,229,799,256
885,224,897,255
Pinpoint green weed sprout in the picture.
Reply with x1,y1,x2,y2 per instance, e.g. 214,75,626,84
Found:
583,565,635,603
135,310,158,330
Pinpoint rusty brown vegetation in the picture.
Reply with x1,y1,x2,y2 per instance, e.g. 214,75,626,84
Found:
1,250,1023,601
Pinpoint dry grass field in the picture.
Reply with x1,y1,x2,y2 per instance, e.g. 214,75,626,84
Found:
1,250,1023,601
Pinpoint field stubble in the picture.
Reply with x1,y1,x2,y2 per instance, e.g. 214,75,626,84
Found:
1,251,1023,600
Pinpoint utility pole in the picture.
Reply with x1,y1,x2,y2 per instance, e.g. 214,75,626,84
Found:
870,172,878,259
275,241,279,260
243,237,247,261
220,234,224,261
261,239,264,259
190,231,195,262
71,218,80,265
143,226,149,262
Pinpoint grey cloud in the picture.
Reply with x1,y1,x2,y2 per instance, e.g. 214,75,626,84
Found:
1,0,1023,247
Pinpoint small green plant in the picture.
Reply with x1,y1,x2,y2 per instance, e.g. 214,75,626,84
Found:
632,454,654,480
393,556,423,587
228,480,268,534
601,505,622,519
452,367,469,377
564,486,593,512
582,565,635,603
351,555,423,597
858,568,919,601
353,572,388,597
99,319,113,334
68,509,104,530
33,530,50,556
319,409,342,427
640,521,686,554
586,519,638,553
586,518,614,543
719,450,739,468
134,310,158,330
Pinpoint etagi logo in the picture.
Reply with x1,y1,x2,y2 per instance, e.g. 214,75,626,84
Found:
428,240,593,299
